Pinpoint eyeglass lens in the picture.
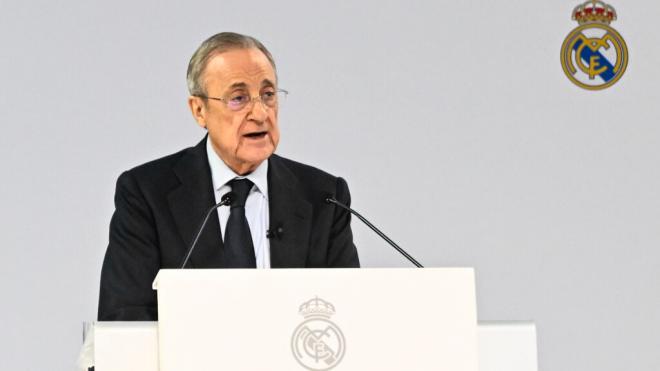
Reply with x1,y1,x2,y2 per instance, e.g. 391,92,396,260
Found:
226,91,283,111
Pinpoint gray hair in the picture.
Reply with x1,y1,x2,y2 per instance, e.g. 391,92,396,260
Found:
186,32,276,96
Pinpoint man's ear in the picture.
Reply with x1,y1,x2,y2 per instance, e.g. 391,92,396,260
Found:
188,96,207,129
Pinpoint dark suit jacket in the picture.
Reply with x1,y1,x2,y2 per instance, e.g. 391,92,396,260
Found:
98,137,359,320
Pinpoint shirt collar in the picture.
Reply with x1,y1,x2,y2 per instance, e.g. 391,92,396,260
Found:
206,137,269,199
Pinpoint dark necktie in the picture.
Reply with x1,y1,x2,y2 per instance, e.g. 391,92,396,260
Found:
224,178,256,268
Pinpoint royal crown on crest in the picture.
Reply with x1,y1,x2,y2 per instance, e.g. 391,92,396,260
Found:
298,297,336,318
572,0,617,24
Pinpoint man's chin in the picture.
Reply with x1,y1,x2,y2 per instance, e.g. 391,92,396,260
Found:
235,149,275,173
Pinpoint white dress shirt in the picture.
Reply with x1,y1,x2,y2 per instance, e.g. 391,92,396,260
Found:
206,139,271,268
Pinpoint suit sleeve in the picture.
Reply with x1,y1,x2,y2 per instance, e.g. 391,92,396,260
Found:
327,177,360,267
98,171,160,320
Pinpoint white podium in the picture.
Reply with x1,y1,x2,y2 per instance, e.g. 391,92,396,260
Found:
88,321,537,371
84,268,538,371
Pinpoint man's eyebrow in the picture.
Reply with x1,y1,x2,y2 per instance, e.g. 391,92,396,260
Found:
227,79,275,90
228,82,248,90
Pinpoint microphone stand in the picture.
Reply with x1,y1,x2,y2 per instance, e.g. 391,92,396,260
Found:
325,197,424,268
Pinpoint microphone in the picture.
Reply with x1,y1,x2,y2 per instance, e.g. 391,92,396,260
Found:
266,226,284,239
179,192,235,268
325,196,424,268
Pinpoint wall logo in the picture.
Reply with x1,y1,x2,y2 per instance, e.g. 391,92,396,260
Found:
291,297,346,370
560,1,628,90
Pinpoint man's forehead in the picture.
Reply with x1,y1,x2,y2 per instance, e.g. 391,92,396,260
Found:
204,49,276,89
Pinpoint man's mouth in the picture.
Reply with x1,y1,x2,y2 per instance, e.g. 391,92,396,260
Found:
243,131,268,139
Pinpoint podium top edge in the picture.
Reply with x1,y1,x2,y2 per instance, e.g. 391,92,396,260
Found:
152,267,475,290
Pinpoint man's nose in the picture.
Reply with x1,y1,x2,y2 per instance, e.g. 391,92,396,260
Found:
247,98,268,122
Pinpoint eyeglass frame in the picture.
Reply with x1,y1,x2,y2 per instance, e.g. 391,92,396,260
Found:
193,88,289,111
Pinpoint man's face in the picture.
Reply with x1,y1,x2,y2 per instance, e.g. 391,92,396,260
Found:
188,48,280,175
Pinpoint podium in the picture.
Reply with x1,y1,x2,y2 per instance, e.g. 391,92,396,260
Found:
88,321,537,371
83,268,538,370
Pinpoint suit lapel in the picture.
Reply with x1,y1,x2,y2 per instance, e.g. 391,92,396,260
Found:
168,137,225,268
167,143,311,268
268,155,312,268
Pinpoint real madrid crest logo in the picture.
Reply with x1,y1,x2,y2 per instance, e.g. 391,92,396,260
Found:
291,297,346,370
560,0,628,90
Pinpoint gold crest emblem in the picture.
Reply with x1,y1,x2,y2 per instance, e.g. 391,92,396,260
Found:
560,1,628,90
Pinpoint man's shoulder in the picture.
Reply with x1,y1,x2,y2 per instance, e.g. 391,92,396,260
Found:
270,154,336,179
118,140,205,189
269,154,348,198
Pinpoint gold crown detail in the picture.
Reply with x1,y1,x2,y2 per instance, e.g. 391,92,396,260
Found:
572,0,617,24
298,297,336,318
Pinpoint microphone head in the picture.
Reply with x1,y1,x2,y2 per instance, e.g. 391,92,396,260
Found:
325,195,336,204
266,226,285,239
221,191,236,205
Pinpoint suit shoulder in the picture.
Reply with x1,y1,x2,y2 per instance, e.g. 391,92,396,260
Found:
115,143,204,195
270,154,349,200
271,154,338,181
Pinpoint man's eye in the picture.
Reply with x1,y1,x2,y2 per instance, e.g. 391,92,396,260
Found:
262,91,276,100
230,94,248,103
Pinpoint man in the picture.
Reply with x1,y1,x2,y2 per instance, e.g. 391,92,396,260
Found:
98,32,360,321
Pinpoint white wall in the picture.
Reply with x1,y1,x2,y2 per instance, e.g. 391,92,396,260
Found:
1,1,658,370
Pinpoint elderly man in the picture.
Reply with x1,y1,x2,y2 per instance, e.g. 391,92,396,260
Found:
98,32,360,321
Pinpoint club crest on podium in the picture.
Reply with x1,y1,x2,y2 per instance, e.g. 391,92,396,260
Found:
291,297,346,370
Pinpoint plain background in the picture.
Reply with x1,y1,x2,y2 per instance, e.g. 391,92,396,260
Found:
1,1,658,370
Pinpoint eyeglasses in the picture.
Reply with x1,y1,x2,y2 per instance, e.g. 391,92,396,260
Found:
195,89,288,111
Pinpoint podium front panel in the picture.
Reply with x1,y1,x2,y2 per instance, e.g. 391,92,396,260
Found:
153,267,478,371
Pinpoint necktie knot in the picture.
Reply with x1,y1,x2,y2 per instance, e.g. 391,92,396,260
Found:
229,178,253,208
